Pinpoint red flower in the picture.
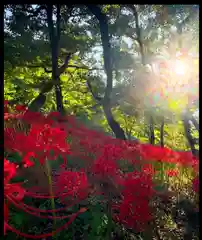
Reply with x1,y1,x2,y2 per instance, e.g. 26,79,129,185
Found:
115,199,152,231
122,171,154,199
54,170,89,203
4,159,17,183
4,103,199,237
177,151,196,166
166,169,179,177
4,100,9,105
141,144,172,162
113,171,154,231
4,100,9,113
15,105,27,112
92,157,117,178
142,163,155,175
4,159,25,200
22,152,35,168
4,159,25,234
13,123,70,165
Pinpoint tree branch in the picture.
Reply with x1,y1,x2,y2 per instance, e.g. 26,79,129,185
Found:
87,5,113,103
57,53,72,75
126,4,146,65
26,5,47,17
86,78,102,102
26,63,103,72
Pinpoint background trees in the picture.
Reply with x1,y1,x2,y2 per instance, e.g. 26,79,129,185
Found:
4,4,199,152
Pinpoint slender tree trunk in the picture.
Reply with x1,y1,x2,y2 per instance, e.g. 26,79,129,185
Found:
87,5,127,140
47,4,64,114
103,105,126,140
127,5,157,144
149,116,155,145
28,6,72,112
182,111,198,156
28,93,47,112
160,117,164,147
191,115,199,132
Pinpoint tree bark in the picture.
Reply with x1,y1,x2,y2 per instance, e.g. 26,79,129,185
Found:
127,5,156,144
191,115,199,132
103,104,126,140
47,4,64,114
182,111,198,156
126,5,146,65
160,117,164,147
149,116,155,145
87,5,126,140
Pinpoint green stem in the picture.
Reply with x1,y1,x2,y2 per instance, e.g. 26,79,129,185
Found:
161,162,164,184
45,159,57,237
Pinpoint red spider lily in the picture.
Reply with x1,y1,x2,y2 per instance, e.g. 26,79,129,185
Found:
114,199,152,231
4,159,87,238
22,152,36,168
4,100,9,113
140,144,172,162
4,128,16,151
54,169,89,203
177,151,199,168
4,100,199,236
166,169,179,177
4,100,9,105
4,159,25,234
114,172,154,231
113,171,154,231
142,163,156,175
9,123,70,165
4,158,17,182
92,157,118,178
122,171,154,199
15,104,27,112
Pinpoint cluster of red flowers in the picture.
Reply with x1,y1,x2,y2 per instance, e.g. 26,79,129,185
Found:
113,171,154,231
4,101,199,238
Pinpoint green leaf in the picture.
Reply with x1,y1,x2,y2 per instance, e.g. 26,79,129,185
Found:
11,212,24,226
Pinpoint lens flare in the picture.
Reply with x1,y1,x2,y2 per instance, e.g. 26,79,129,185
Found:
173,60,187,76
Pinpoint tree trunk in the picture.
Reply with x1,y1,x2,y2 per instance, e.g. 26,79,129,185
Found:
160,117,164,147
149,116,155,145
182,112,198,156
47,4,64,114
103,105,126,140
87,5,127,140
191,115,199,132
28,93,47,112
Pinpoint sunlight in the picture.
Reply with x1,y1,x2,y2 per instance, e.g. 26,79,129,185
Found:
140,50,199,112
173,59,187,76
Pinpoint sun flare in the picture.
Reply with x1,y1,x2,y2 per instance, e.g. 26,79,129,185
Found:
173,60,187,76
